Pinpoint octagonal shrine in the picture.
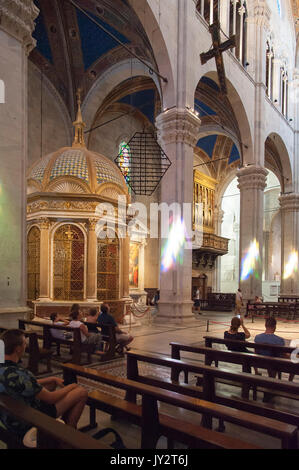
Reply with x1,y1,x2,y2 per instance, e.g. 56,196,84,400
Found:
26,97,131,316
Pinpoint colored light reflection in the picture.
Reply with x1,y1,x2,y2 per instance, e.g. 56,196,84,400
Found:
240,239,260,281
161,216,191,272
283,251,298,280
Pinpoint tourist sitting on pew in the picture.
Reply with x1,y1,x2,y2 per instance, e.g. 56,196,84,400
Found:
254,318,286,398
70,303,80,319
50,313,70,340
69,310,103,354
224,316,251,352
97,303,133,354
0,329,88,440
85,308,100,334
254,318,285,356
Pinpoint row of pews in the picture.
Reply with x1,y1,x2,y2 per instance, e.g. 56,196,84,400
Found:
1,329,299,449
18,319,117,367
60,336,299,450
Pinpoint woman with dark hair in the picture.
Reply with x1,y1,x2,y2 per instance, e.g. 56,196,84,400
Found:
69,310,103,353
224,316,251,352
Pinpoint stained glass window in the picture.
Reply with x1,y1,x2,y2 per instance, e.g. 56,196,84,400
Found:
119,141,131,186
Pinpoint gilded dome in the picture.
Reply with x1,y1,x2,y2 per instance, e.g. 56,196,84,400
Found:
27,146,128,197
27,91,128,200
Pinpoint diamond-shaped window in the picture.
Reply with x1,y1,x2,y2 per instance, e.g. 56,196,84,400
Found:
115,132,171,196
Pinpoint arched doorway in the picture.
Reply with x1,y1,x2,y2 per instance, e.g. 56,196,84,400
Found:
97,237,119,301
220,178,240,293
27,226,40,301
53,225,85,301
263,171,281,299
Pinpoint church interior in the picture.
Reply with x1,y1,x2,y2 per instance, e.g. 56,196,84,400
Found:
1,0,299,451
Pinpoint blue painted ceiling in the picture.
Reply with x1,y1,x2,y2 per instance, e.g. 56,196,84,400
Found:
32,1,53,64
118,89,155,124
76,10,130,70
195,98,216,117
200,76,220,92
197,135,240,163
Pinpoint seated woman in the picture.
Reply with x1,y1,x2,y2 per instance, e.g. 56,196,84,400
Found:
50,313,69,340
224,316,250,352
85,308,100,334
69,310,103,354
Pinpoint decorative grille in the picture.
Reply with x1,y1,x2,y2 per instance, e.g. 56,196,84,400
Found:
97,237,119,301
53,225,85,301
27,227,40,301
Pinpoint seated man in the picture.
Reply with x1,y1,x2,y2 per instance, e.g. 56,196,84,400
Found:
97,304,133,353
254,318,285,398
0,329,88,442
254,317,285,357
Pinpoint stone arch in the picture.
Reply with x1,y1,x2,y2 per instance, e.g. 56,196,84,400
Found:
83,59,162,132
265,133,293,193
195,72,254,165
127,0,175,107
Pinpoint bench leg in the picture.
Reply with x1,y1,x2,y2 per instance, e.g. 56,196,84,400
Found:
201,414,213,429
216,419,225,433
80,405,98,433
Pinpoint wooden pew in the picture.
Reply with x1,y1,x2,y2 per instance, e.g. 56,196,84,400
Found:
203,335,295,356
126,349,299,429
170,343,299,402
246,301,297,320
0,326,52,376
0,394,109,449
61,362,261,449
204,293,236,312
19,319,116,364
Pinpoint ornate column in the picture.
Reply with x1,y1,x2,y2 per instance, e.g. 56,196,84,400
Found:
237,166,268,299
219,0,230,37
214,208,225,291
38,218,50,301
155,108,201,323
279,194,299,296
86,219,98,302
121,236,130,300
209,0,214,24
0,1,38,319
272,58,281,105
266,50,273,99
238,2,246,64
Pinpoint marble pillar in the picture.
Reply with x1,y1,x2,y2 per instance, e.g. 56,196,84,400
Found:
0,0,38,322
237,166,268,299
38,218,50,301
86,219,98,302
155,108,201,323
280,194,299,296
122,236,130,300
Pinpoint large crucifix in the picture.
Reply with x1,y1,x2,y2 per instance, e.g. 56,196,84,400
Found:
200,21,236,95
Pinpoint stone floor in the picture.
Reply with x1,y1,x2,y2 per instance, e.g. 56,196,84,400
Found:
74,311,299,449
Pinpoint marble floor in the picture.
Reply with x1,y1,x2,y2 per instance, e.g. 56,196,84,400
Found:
75,311,299,450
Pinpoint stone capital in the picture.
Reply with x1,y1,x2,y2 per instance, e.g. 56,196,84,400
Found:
0,0,39,54
247,1,271,30
279,193,299,212
156,107,201,148
37,217,50,230
88,218,98,231
237,165,268,191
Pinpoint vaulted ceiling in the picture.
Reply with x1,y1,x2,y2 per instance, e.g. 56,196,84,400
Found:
30,0,158,119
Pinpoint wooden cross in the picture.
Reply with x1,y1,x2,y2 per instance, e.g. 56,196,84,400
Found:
200,21,236,95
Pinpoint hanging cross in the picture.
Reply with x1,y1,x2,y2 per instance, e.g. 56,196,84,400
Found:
200,21,236,95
